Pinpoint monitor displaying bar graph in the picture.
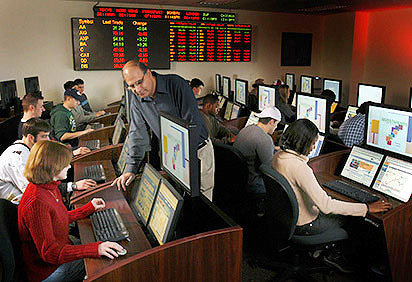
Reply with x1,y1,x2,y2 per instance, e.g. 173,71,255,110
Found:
296,93,329,134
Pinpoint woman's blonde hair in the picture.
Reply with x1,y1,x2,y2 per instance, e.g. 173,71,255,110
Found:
25,140,72,184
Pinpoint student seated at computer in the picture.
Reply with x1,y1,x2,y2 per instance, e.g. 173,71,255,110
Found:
74,78,95,113
321,89,340,128
18,91,45,139
200,94,235,144
277,84,296,123
338,102,368,147
50,88,95,148
19,140,124,282
273,119,391,271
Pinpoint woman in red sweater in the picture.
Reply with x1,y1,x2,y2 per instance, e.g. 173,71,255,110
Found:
19,140,124,282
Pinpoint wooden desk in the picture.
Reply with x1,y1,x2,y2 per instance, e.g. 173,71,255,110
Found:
74,185,242,282
74,160,117,183
309,150,412,282
104,104,120,114
93,113,117,127
222,116,248,130
107,100,122,107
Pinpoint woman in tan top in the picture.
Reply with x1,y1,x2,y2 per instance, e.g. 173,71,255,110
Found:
272,119,391,236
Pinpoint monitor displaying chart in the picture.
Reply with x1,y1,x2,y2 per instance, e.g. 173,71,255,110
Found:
323,78,341,102
285,73,294,90
307,135,325,159
296,94,328,134
224,101,234,120
366,105,412,159
245,111,259,127
344,106,359,122
231,104,240,120
222,76,230,98
258,85,276,111
235,79,248,106
372,156,412,202
300,75,313,94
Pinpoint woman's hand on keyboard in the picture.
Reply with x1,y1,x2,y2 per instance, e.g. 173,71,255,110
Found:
111,172,136,191
91,198,106,211
98,242,123,259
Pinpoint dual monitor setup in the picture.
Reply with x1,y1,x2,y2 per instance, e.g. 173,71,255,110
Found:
215,74,248,120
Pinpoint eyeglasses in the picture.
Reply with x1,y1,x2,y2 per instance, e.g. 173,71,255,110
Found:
127,70,147,90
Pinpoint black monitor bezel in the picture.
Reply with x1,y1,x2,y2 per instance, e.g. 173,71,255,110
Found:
159,112,201,197
0,80,17,107
295,92,331,135
285,73,295,91
323,77,342,103
409,87,412,108
357,83,386,107
222,76,231,99
230,102,241,119
24,76,40,94
224,101,234,120
257,84,277,111
215,74,222,94
234,78,248,107
300,75,314,94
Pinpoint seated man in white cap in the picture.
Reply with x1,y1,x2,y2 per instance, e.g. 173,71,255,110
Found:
233,106,281,215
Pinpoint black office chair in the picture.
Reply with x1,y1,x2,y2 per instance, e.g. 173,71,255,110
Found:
256,164,348,282
0,199,26,282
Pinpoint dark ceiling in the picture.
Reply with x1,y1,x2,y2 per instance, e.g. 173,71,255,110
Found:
76,0,412,14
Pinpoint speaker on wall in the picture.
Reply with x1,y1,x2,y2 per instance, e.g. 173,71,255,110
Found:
281,32,312,66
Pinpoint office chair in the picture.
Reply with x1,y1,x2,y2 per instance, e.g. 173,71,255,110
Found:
0,199,26,282
256,164,348,282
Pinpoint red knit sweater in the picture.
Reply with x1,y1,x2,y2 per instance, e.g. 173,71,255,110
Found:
18,181,101,282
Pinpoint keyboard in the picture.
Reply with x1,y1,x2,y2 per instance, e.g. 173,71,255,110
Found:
90,123,104,130
323,180,380,203
83,164,106,183
84,140,100,150
90,208,129,242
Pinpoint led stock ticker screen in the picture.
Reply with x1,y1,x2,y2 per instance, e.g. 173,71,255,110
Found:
71,18,169,70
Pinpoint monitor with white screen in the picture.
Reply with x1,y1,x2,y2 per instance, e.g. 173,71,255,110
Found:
307,135,325,159
296,93,329,134
366,104,412,159
116,135,129,175
372,156,412,202
341,146,384,187
222,76,230,99
160,112,200,197
235,79,248,106
258,85,276,111
224,101,234,120
218,96,226,110
231,104,240,120
357,83,385,106
285,73,295,90
130,163,162,226
344,106,359,122
323,78,342,102
112,118,126,145
147,179,183,245
245,111,259,127
300,75,313,94
215,74,222,94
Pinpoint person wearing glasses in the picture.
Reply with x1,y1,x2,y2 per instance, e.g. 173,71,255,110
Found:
112,60,215,201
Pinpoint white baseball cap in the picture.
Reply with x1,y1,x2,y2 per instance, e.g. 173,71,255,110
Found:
255,106,282,121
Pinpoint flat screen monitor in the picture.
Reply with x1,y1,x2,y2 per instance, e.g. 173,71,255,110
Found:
215,74,222,94
410,87,412,108
372,156,412,202
222,76,231,99
224,101,234,120
24,76,40,94
112,118,126,145
230,104,240,120
307,135,325,159
258,85,276,111
116,135,129,175
130,163,162,226
0,80,17,107
357,83,386,106
159,112,200,197
235,79,248,106
123,81,132,124
245,111,259,127
344,105,359,122
218,96,226,110
323,78,342,102
285,73,295,90
296,93,329,134
300,75,314,94
366,104,412,159
341,146,384,187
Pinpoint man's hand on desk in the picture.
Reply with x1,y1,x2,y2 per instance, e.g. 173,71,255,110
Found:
111,172,136,191
98,241,124,259
73,146,91,156
367,200,392,213
96,110,106,117
75,179,97,190
91,198,106,211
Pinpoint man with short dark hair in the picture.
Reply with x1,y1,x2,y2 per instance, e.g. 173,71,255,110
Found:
74,78,93,112
18,91,45,139
190,78,204,98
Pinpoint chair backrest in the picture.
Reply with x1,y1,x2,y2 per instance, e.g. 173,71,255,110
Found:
0,199,25,282
260,164,299,241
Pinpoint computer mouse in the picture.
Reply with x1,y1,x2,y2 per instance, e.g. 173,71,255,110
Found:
117,248,127,256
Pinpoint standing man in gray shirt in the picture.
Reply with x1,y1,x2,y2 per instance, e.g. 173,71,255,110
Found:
112,60,215,201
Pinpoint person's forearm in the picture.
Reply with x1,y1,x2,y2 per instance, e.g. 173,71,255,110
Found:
60,131,88,141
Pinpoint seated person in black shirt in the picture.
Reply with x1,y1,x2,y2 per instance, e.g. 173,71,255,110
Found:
18,91,45,139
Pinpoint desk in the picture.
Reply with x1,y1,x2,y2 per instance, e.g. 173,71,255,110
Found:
93,113,117,127
309,150,412,282
74,184,242,282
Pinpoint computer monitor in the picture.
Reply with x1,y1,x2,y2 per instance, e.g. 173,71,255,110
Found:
410,87,412,108
340,146,384,187
218,96,226,110
222,76,231,99
357,83,386,106
296,93,329,134
159,112,200,197
344,105,359,122
234,79,248,107
285,73,295,91
112,118,126,145
245,111,259,127
323,78,342,102
123,81,132,124
147,179,184,245
224,101,234,120
116,135,129,175
230,104,240,120
130,163,162,225
0,80,17,108
300,75,314,94
307,135,325,159
366,104,412,159
372,156,412,202
24,76,40,94
258,85,276,111
215,74,222,94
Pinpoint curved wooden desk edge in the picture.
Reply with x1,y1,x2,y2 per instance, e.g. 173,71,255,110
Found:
93,113,117,126
78,125,115,142
73,144,123,163
107,100,122,107
104,104,120,114
308,149,350,175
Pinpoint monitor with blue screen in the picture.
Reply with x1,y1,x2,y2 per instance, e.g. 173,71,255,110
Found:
323,78,342,102
296,93,329,134
235,79,248,106
307,135,325,159
258,85,276,111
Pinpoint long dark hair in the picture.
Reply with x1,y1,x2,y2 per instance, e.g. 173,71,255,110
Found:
279,119,319,156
